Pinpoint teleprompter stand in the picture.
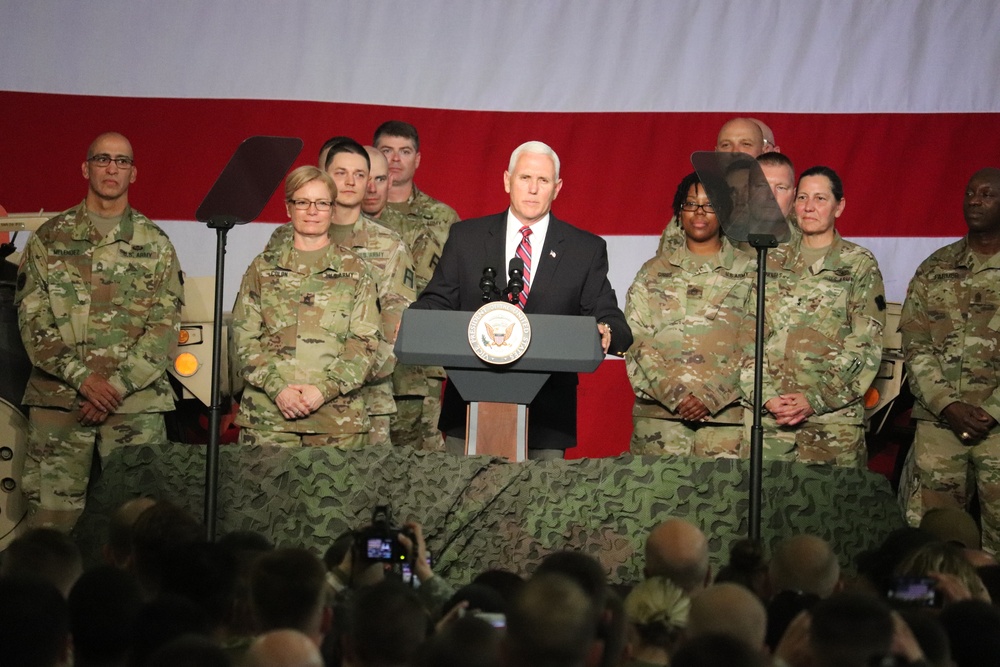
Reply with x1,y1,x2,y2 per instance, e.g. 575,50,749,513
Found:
691,151,790,541
194,136,301,539
395,310,605,461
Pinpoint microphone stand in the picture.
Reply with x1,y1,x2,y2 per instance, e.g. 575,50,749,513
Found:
746,233,778,541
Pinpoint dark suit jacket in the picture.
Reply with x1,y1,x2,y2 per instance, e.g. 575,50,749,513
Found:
409,212,633,448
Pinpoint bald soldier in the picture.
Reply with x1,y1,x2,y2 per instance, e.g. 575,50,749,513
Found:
16,132,183,532
899,167,1000,554
715,117,768,156
657,117,782,255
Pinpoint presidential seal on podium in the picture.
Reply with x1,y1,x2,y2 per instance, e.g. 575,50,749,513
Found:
468,301,531,365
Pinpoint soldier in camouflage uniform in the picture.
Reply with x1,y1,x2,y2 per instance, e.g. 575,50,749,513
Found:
15,132,183,531
232,166,384,448
745,166,885,467
898,167,1000,553
626,173,754,457
268,140,416,447
374,121,460,451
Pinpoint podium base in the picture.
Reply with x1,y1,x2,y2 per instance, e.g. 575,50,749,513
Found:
467,402,527,462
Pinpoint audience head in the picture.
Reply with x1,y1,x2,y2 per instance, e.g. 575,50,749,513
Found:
159,540,240,634
623,576,689,653
898,609,952,667
103,496,157,568
769,534,841,599
416,616,501,667
130,499,204,597
809,593,893,667
686,583,767,652
0,527,82,597
472,568,526,603
130,594,211,667
714,538,768,600
536,549,609,607
919,507,982,550
218,530,274,636
536,549,622,667
250,547,330,644
855,527,938,595
644,519,710,593
503,572,600,667
345,578,430,667
443,583,507,619
143,634,230,667
0,575,70,667
672,633,768,667
895,541,989,600
939,599,1000,667
245,628,324,667
68,565,143,667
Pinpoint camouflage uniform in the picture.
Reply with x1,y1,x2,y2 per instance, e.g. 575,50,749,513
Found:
15,202,183,511
625,238,754,457
897,238,1000,552
266,216,416,446
231,240,383,448
744,232,886,466
655,215,684,256
380,186,459,450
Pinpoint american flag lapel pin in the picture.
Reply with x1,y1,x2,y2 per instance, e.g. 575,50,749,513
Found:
549,250,557,258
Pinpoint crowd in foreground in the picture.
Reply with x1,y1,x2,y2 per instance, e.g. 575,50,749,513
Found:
2,497,1000,667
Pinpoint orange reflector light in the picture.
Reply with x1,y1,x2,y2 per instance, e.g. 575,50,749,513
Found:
174,352,199,377
863,387,880,410
178,329,190,345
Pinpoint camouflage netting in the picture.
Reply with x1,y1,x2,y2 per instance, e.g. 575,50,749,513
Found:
74,444,904,586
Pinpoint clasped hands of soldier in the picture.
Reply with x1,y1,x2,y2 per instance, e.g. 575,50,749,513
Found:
943,401,997,444
765,392,816,426
275,384,326,420
77,373,122,426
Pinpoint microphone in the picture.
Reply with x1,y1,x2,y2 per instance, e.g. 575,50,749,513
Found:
506,257,524,303
479,266,498,303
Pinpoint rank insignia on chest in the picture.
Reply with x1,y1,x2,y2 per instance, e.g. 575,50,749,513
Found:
303,293,315,306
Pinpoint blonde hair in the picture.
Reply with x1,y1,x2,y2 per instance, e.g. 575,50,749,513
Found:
895,542,988,598
624,576,690,649
284,165,336,201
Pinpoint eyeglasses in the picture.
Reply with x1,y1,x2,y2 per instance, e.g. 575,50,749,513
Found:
680,201,715,213
287,199,333,211
88,154,134,168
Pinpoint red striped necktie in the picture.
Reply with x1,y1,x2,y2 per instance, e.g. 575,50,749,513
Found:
516,226,532,309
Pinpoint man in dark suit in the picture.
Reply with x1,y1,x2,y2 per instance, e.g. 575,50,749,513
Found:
409,141,632,457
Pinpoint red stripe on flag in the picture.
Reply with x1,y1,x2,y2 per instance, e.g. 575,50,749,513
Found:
2,91,998,237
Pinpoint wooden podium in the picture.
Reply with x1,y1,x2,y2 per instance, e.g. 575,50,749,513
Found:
394,310,604,461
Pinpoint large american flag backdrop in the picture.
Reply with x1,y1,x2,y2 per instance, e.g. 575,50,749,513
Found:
3,1,999,457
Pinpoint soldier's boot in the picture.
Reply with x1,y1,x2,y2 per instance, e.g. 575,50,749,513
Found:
26,507,83,534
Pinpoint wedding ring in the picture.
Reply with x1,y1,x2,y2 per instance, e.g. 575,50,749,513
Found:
961,431,972,440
